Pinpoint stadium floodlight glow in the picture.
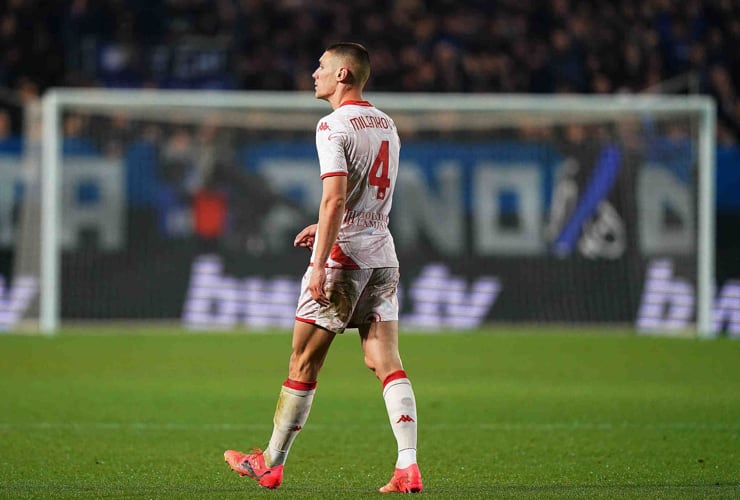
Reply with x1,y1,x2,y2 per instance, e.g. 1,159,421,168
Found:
28,89,716,336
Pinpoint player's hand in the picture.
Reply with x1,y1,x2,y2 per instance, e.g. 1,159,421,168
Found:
308,266,330,306
294,224,318,251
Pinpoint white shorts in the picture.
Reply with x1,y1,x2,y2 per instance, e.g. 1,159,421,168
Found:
295,267,400,334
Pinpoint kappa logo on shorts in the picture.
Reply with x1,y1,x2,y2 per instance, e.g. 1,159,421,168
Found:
318,122,331,131
396,414,415,424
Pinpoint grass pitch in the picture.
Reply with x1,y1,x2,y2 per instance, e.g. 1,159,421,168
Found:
0,327,738,499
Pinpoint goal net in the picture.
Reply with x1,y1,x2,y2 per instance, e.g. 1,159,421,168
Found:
4,90,717,335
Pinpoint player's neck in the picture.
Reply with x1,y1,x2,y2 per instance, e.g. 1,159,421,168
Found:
328,87,364,110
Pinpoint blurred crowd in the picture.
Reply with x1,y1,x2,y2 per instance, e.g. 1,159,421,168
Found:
0,0,739,143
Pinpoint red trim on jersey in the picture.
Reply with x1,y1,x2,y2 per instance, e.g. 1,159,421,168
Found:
330,244,361,269
320,171,348,179
383,370,408,388
284,378,317,391
340,100,372,107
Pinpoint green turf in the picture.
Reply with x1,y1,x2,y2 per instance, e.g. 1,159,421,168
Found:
0,327,738,499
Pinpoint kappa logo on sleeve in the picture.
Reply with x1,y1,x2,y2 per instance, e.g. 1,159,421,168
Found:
318,122,331,131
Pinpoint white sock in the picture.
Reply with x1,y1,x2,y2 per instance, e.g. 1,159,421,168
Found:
382,370,418,468
396,448,417,469
265,379,316,467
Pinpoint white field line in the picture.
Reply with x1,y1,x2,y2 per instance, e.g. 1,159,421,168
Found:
0,422,738,431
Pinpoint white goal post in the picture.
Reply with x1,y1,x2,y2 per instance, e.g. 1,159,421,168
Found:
34,89,716,335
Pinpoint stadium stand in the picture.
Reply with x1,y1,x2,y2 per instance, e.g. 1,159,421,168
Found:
0,1,737,140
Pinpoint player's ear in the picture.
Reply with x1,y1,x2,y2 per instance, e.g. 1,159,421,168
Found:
337,67,354,84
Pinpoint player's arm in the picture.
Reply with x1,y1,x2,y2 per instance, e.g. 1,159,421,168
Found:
308,174,347,306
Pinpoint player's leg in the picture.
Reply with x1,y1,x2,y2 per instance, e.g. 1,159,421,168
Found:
225,266,350,488
360,320,422,493
224,321,335,488
262,265,359,471
353,267,422,493
267,320,335,467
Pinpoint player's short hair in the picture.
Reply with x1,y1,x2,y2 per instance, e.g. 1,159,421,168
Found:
326,42,371,88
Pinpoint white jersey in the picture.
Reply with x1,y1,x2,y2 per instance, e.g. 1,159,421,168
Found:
312,100,400,269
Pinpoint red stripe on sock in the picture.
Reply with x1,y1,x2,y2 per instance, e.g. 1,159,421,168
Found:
284,379,317,391
382,370,408,388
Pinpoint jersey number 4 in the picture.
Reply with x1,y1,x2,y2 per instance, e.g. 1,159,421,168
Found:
369,140,390,200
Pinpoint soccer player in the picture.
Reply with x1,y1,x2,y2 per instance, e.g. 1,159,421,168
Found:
224,42,423,493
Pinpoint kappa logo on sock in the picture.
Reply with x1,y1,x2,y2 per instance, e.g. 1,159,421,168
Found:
290,425,303,432
396,415,415,423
